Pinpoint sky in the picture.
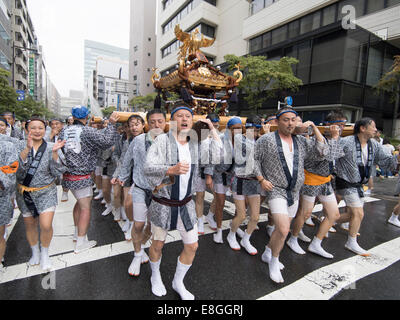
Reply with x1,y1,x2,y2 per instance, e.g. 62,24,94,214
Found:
27,0,130,97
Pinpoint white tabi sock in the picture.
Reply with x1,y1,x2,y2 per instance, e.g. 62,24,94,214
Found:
287,235,306,255
121,207,127,221
305,216,315,227
128,250,143,277
308,237,333,259
101,203,113,216
213,228,223,244
240,231,257,255
388,213,400,228
227,231,240,251
112,207,121,221
269,256,284,284
29,244,40,266
198,217,205,234
298,229,312,243
345,236,370,256
205,212,217,230
40,246,52,271
150,258,167,297
261,246,284,270
172,258,195,301
266,225,275,237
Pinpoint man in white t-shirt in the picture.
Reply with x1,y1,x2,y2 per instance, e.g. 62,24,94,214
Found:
144,105,221,300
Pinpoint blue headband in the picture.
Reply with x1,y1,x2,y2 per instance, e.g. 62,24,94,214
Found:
171,106,194,119
210,119,220,123
227,117,242,128
276,110,298,119
264,117,276,124
245,123,262,129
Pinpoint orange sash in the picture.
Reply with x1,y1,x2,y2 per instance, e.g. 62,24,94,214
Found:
304,170,331,186
0,161,19,175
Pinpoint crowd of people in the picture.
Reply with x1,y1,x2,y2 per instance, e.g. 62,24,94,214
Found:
0,104,400,300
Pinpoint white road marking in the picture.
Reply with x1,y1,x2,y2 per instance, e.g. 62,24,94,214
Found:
0,188,382,288
258,236,400,300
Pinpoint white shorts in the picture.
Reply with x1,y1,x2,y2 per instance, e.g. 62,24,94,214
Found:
95,167,102,176
22,207,56,218
268,198,300,218
71,187,93,200
133,202,148,223
302,193,337,204
151,215,198,245
214,183,230,195
233,192,260,201
342,193,365,208
196,179,206,193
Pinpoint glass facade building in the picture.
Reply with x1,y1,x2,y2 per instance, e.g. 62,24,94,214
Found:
234,0,400,130
0,0,11,72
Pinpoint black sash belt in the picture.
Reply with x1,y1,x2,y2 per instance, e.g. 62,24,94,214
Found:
152,196,193,207
22,141,47,218
200,167,206,180
135,185,153,207
236,176,258,196
335,177,364,198
275,131,299,207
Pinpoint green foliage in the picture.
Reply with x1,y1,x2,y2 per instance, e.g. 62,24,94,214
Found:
375,55,400,103
0,69,18,112
0,68,55,120
102,106,117,118
129,92,158,111
224,54,303,110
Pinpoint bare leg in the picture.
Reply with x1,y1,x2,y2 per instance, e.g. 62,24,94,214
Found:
0,226,6,266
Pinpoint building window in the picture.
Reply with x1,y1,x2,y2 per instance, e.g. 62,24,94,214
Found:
322,4,337,27
288,20,300,39
134,60,138,66
271,25,287,45
387,0,400,7
133,75,137,81
366,0,385,14
162,0,196,34
250,0,278,15
148,37,151,42
189,23,216,39
311,32,345,83
338,0,365,20
148,52,151,56
134,45,138,52
249,36,262,53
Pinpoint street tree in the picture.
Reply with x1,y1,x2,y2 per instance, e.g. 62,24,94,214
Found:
375,55,400,137
129,92,158,111
0,69,18,115
102,106,117,118
224,54,303,111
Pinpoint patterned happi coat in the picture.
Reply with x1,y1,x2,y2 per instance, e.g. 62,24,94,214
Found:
193,137,217,193
204,131,235,186
0,141,18,226
16,141,67,215
335,135,398,196
231,134,263,196
113,135,134,186
119,133,155,203
301,137,345,197
144,132,199,232
255,132,329,204
59,122,119,190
